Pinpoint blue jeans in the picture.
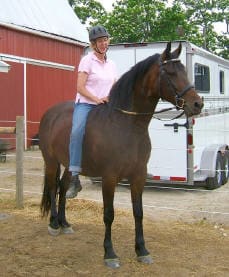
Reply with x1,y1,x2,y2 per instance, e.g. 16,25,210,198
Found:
69,102,95,173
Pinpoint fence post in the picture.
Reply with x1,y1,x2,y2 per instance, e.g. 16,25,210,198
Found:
16,116,24,208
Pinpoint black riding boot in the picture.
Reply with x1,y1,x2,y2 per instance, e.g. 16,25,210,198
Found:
66,175,82,199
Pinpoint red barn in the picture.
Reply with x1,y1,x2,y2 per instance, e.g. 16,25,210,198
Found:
0,0,88,147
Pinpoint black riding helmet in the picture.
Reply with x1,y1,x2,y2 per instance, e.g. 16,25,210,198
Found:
89,25,109,42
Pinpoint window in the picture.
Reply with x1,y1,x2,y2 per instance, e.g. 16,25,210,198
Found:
220,70,224,94
194,63,210,93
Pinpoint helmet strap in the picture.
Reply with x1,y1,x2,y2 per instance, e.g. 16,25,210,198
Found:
94,42,108,60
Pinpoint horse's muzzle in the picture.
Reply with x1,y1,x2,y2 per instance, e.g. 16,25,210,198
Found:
185,97,204,116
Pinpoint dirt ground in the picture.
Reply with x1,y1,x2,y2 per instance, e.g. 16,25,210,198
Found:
0,150,229,276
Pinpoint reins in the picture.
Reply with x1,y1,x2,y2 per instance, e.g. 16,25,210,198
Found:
115,106,185,121
153,109,185,121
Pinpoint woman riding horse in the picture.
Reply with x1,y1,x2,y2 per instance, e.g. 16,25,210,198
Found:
39,42,203,268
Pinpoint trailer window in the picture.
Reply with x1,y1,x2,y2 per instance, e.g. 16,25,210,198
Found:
219,70,224,94
194,63,210,93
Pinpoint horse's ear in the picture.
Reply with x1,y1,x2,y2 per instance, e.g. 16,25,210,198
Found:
166,41,172,53
161,41,171,62
171,42,182,59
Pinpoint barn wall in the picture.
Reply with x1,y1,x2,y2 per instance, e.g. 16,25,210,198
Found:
0,26,83,64
26,64,77,143
0,61,24,148
0,62,24,124
0,25,85,146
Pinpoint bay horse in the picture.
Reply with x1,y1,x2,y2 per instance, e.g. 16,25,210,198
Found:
39,42,203,268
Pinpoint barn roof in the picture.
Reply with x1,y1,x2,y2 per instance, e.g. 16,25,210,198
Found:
0,0,89,44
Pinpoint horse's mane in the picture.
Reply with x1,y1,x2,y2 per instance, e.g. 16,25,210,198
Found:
108,53,160,111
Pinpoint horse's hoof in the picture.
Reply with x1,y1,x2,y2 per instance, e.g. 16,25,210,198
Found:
104,258,120,269
61,226,74,234
137,255,153,264
48,225,61,236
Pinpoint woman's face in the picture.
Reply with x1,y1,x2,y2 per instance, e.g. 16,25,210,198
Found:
95,37,109,54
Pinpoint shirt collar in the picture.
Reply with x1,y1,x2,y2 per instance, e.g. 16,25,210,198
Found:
91,52,107,63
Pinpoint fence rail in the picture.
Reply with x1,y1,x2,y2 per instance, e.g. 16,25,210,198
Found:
0,127,16,134
0,116,24,208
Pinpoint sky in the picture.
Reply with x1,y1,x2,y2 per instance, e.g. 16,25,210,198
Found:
97,0,115,11
97,0,227,34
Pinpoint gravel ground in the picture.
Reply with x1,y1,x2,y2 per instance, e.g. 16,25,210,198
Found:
0,150,228,276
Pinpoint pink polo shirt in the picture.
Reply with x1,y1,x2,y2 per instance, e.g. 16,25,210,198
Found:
75,52,118,104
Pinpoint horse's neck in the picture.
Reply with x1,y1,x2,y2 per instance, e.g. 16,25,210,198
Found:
132,96,159,115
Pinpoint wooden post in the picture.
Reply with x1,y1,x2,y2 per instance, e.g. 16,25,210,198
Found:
16,116,24,208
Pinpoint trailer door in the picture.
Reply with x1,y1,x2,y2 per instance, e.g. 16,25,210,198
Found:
147,113,188,184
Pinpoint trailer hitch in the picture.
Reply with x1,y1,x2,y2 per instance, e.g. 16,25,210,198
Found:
164,121,189,133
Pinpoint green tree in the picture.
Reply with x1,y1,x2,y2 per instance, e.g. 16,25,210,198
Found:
174,0,229,56
69,0,228,58
69,0,107,25
217,35,229,59
153,3,199,42
98,0,193,43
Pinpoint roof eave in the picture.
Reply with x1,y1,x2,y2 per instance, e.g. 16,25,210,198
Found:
0,22,89,47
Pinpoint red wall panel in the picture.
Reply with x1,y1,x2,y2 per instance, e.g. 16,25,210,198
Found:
0,26,84,65
0,62,24,123
26,64,77,142
0,62,24,148
0,25,85,146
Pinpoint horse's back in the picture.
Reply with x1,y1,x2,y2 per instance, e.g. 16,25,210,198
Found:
39,101,74,166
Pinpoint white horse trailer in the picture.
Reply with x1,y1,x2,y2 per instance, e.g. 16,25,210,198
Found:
106,41,229,189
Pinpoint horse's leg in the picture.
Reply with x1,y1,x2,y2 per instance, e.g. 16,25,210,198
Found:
130,174,153,264
45,163,61,236
102,177,120,268
58,168,74,234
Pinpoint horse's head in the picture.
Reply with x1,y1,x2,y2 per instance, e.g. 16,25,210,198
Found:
159,42,203,117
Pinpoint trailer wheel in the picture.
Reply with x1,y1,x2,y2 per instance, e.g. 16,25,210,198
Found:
206,152,224,190
222,150,229,185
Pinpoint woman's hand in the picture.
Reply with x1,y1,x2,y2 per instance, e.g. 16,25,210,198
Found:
77,72,109,104
100,96,109,103
93,96,109,104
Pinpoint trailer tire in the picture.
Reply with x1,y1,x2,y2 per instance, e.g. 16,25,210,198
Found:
222,150,229,185
206,152,224,190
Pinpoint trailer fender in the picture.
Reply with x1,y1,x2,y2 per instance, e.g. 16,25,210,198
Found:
200,144,227,178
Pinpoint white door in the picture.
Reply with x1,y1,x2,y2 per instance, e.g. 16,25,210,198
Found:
147,113,188,182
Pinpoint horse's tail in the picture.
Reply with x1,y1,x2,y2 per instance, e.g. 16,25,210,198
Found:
40,164,61,217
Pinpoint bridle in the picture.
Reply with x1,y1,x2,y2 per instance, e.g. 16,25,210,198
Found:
116,57,194,118
159,58,194,110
